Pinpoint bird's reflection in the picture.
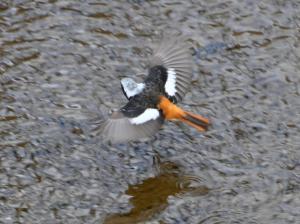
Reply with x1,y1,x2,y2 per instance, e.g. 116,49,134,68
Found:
104,158,209,224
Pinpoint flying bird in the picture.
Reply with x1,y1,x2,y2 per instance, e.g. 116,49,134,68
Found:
94,38,210,143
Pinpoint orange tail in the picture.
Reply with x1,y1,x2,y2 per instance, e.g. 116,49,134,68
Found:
180,111,210,132
158,96,210,132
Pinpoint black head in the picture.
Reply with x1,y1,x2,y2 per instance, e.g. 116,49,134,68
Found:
148,65,168,83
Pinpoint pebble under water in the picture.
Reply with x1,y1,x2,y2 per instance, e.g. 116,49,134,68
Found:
0,1,300,223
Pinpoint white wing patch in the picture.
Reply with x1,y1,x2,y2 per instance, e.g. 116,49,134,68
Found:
165,68,177,96
121,78,145,98
129,108,160,125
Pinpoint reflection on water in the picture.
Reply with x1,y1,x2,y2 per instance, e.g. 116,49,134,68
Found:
104,160,209,224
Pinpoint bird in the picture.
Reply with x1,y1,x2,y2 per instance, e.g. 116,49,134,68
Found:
94,38,210,143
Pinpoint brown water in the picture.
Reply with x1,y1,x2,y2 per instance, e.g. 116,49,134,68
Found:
0,0,300,223
104,161,209,224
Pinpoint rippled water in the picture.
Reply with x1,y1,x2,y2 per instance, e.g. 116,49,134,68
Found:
0,0,300,223
104,160,209,224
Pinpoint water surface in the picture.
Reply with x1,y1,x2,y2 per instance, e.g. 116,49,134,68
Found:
0,0,299,223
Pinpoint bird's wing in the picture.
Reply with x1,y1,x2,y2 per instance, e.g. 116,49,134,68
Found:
120,78,145,100
92,100,163,143
148,38,193,103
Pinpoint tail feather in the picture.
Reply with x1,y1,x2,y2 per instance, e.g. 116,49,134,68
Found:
158,96,210,132
180,111,210,132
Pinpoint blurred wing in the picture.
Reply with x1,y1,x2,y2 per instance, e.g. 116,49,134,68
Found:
92,108,163,143
149,38,193,102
